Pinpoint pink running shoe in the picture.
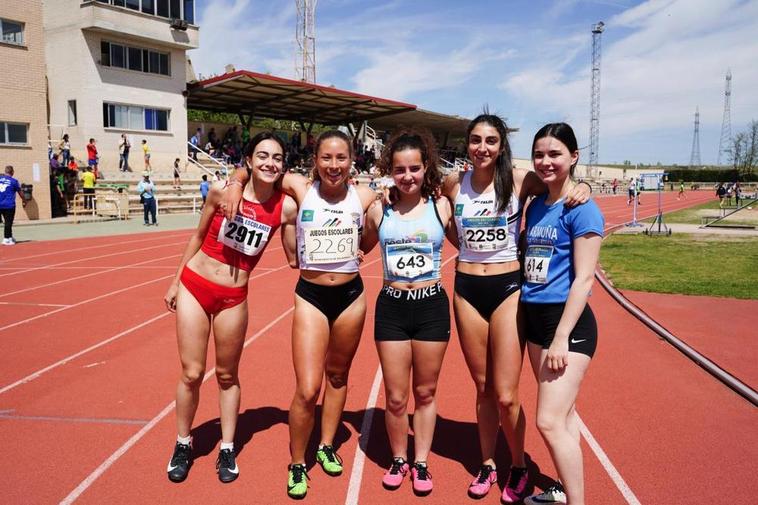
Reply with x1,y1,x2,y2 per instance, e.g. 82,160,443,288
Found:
411,462,433,496
382,457,409,490
468,464,497,498
501,466,529,503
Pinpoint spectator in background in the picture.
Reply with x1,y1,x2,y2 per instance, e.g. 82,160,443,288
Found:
213,170,222,182
725,184,734,206
80,166,96,210
716,183,726,208
59,134,71,167
142,139,152,173
208,127,218,148
190,128,201,161
67,156,78,173
0,165,26,245
734,182,742,207
86,138,99,179
119,134,131,172
50,153,61,173
612,178,618,194
173,158,182,189
138,171,158,226
199,174,210,209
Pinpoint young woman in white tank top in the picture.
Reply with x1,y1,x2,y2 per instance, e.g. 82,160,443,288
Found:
223,130,376,499
440,113,591,501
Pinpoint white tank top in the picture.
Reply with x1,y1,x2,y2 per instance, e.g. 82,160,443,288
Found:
297,182,364,273
453,171,522,263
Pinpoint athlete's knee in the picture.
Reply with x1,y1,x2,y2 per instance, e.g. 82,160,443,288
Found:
385,391,409,417
181,366,205,388
294,382,321,407
413,384,437,407
325,369,349,389
215,367,238,389
496,388,519,411
535,411,563,438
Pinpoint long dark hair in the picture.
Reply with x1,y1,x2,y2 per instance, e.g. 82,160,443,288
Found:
243,131,286,173
311,129,353,182
467,111,514,213
531,123,579,177
377,127,442,200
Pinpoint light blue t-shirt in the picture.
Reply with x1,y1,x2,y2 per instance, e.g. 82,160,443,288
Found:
199,180,210,198
137,180,155,200
0,175,21,209
521,195,604,304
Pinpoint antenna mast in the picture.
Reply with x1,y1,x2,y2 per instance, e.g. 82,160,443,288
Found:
716,69,732,166
588,21,605,178
295,0,317,83
689,107,701,168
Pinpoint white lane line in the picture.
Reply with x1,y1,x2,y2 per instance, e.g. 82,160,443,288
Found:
0,240,186,278
345,366,383,505
0,413,149,426
59,306,294,505
0,262,293,393
0,274,174,333
0,302,70,307
0,312,170,395
0,231,190,264
577,413,642,505
0,253,180,299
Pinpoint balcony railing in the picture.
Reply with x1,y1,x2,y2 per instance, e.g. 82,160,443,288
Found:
88,0,195,25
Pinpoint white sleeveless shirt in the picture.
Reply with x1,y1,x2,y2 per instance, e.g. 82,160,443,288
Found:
297,182,364,273
453,171,522,263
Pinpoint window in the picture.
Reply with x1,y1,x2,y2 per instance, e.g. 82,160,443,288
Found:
183,0,194,23
1,18,24,46
141,0,154,14
68,100,78,126
0,122,28,145
156,0,169,17
125,0,140,10
100,41,170,76
103,102,170,132
112,0,125,6
170,0,181,19
128,47,142,71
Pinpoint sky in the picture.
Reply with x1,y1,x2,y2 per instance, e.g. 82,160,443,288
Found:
189,0,758,165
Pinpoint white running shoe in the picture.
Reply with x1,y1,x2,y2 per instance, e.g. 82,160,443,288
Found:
524,484,567,504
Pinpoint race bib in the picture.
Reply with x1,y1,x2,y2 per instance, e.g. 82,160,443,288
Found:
462,217,509,251
524,245,553,284
385,242,434,280
218,215,271,256
304,225,358,264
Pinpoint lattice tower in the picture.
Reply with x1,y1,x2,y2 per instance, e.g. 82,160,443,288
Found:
295,0,317,83
716,69,732,166
689,107,701,168
588,21,604,177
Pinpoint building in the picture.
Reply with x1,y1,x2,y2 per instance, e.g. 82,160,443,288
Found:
42,0,198,217
0,0,50,220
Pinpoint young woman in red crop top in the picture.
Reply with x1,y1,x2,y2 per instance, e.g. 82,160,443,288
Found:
162,132,298,484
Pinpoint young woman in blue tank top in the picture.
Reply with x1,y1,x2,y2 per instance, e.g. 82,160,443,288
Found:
440,112,591,501
361,129,454,496
223,131,376,499
521,123,604,505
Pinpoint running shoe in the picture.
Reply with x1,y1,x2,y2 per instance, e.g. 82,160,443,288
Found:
316,444,343,476
501,466,529,502
410,462,433,496
216,448,239,483
467,464,497,499
382,457,409,490
166,441,192,483
524,484,567,504
287,463,310,499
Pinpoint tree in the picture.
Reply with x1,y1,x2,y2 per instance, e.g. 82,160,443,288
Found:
727,120,758,177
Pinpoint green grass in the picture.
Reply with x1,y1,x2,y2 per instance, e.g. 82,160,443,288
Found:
600,234,758,299
643,199,758,226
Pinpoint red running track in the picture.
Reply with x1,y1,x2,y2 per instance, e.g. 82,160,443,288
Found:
0,191,755,504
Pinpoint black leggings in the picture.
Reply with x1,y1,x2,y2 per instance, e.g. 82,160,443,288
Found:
0,207,15,239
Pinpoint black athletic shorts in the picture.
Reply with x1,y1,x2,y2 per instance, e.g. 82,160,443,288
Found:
523,302,597,358
454,270,521,320
295,275,364,322
374,282,450,342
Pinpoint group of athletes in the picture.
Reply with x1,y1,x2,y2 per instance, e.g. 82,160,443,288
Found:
162,112,604,505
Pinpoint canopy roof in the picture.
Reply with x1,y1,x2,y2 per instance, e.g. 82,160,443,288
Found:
369,108,472,139
187,70,416,125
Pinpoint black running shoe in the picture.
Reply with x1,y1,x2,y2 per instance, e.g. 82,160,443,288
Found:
166,442,192,483
216,448,239,483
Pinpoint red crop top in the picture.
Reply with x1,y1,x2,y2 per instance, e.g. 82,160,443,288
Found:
200,190,285,272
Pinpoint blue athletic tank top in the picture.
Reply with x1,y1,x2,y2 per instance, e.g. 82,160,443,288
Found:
378,198,444,282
